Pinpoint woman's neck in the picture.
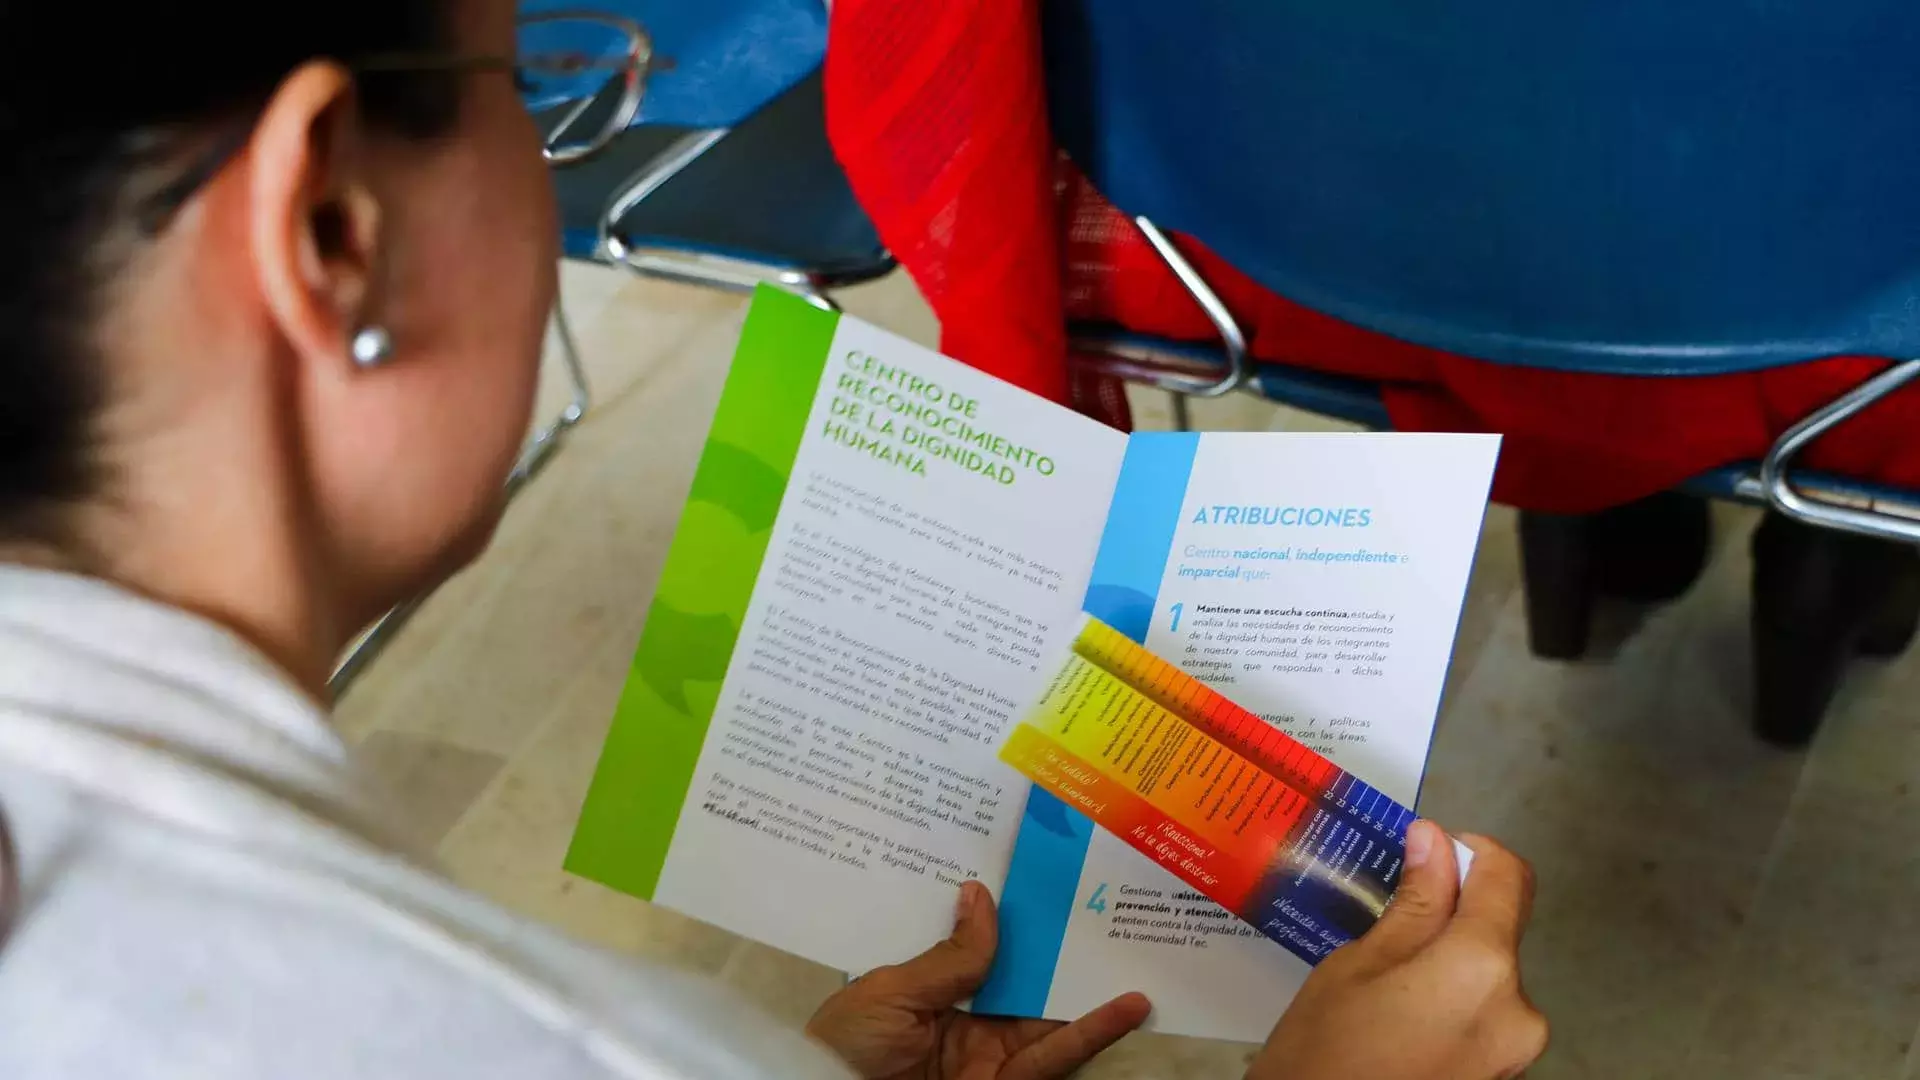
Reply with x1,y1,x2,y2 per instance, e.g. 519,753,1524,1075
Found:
1,496,345,707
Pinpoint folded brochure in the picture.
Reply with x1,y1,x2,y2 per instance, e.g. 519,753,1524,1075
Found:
566,286,1499,1042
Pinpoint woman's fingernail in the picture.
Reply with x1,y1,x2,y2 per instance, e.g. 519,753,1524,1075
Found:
1406,820,1437,868
955,882,978,922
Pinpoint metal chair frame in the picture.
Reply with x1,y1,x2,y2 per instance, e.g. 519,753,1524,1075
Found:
1080,217,1920,545
594,128,867,312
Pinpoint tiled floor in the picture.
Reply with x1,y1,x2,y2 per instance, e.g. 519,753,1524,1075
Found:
336,263,1920,1080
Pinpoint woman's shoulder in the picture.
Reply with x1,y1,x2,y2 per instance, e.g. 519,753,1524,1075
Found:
0,724,847,1080
0,569,849,1080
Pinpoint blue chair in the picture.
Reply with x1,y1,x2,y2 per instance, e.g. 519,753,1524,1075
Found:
1041,0,1920,743
525,0,892,308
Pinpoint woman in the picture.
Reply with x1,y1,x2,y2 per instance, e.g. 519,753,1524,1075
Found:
0,2,1547,1077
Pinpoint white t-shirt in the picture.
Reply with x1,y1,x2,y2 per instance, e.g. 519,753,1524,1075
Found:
0,565,854,1080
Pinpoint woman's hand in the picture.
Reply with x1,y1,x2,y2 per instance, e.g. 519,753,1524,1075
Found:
807,881,1151,1080
1248,823,1547,1080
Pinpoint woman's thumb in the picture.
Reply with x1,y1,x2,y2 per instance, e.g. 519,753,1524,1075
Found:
1351,820,1460,967
879,881,999,1008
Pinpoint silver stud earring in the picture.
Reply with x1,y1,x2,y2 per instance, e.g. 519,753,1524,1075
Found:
351,326,394,369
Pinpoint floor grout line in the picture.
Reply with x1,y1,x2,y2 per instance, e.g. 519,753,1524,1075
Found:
1671,734,1819,1077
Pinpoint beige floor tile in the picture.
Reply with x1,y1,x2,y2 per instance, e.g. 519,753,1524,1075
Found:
837,271,940,348
1077,1032,1261,1080
432,675,742,974
1689,650,1920,1080
718,943,848,1029
1441,504,1522,713
352,731,506,850
1419,508,1809,1080
1126,384,1293,433
1126,384,1179,431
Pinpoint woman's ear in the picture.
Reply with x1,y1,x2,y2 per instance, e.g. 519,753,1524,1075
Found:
246,60,386,373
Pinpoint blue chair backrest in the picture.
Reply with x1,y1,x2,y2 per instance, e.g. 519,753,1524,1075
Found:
521,0,825,128
1043,0,1920,375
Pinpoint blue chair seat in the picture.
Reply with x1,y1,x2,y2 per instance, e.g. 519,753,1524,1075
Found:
1078,327,1920,523
553,71,891,281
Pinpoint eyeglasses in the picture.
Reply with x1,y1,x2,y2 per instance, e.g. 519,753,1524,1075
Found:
514,11,651,165
137,10,650,234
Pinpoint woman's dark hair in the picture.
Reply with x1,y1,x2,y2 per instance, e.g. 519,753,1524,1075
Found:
0,4,462,547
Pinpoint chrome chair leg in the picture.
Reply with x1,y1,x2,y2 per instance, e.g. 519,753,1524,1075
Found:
329,295,593,698
329,595,427,697
796,283,841,313
1072,216,1252,402
604,234,839,302
1757,358,1920,545
509,297,593,499
1169,391,1193,432
599,130,730,236
596,129,873,310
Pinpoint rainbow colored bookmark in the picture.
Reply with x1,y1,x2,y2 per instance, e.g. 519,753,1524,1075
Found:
1000,615,1463,966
